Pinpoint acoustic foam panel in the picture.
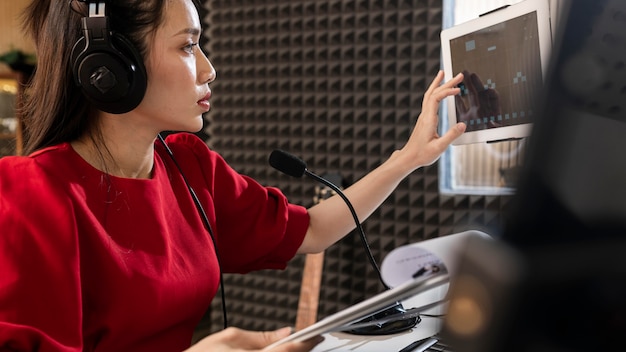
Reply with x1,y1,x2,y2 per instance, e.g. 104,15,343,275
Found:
194,0,512,335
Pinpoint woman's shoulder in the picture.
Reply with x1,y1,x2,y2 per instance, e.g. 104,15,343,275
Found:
0,150,78,255
161,132,208,151
0,143,74,195
0,154,45,178
0,156,62,216
1,142,70,169
156,132,242,186
158,132,223,164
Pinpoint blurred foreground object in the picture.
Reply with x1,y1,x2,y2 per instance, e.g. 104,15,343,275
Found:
442,0,626,350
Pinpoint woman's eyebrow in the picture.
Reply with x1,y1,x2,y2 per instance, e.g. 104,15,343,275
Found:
174,27,201,36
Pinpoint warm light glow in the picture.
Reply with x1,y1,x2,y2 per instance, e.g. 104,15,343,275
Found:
446,295,485,335
445,276,491,336
0,79,17,94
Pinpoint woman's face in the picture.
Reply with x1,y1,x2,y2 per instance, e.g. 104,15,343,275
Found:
134,0,215,133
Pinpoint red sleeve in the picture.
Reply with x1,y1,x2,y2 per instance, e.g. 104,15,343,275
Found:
163,133,310,273
0,157,83,351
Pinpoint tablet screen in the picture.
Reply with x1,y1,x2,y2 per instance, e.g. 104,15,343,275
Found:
451,12,542,133
441,0,553,145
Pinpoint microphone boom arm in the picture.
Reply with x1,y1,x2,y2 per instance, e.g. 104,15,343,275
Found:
268,149,420,335
304,169,390,291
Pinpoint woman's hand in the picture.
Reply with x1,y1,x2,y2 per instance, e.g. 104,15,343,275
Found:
186,327,323,352
398,70,466,170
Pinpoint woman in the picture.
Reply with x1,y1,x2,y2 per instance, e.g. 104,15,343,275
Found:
0,0,466,351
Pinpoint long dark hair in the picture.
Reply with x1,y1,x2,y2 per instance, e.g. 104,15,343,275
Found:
20,0,167,155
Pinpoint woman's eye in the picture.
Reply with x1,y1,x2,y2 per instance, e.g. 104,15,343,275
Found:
183,43,198,54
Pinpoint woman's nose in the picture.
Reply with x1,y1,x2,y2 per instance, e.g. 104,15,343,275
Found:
198,51,216,84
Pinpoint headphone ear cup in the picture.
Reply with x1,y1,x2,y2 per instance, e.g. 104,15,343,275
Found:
71,32,147,114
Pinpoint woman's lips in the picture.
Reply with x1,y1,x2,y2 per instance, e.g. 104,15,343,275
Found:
198,92,211,111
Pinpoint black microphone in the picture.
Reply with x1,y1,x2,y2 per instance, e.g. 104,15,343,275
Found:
269,149,420,335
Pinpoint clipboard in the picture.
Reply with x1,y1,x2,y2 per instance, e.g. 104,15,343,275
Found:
263,271,450,350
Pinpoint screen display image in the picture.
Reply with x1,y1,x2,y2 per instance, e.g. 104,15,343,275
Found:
449,12,543,134
440,0,552,145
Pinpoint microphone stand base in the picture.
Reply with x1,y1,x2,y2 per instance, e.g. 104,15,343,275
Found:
343,302,421,335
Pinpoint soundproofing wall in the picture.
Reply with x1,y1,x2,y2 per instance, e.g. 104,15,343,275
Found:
195,0,512,336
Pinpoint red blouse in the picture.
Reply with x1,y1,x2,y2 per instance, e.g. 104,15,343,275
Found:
0,133,309,351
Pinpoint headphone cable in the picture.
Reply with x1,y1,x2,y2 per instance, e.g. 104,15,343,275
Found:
157,133,228,330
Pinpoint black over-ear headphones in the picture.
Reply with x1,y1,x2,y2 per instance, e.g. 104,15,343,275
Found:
71,0,147,114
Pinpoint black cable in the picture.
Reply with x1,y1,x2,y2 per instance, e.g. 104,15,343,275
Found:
269,149,419,335
304,170,391,291
157,133,228,330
